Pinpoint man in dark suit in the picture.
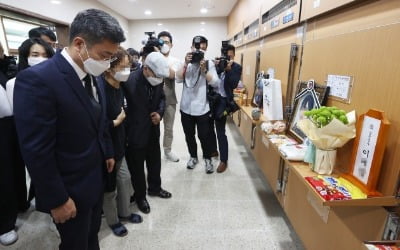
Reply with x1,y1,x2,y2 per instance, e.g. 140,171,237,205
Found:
123,51,172,214
213,44,242,173
13,9,125,250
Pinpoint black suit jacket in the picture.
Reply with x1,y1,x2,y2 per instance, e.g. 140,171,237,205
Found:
122,68,165,149
14,52,113,213
223,62,242,100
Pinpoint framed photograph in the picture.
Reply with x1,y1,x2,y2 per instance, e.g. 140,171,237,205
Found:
295,80,330,105
288,80,330,142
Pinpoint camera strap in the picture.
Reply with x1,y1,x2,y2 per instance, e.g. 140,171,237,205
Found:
183,62,205,89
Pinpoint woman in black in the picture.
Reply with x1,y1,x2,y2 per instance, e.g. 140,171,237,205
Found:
97,47,142,237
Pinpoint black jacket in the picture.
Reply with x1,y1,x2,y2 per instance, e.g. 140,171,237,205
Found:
14,52,113,212
223,62,242,100
122,68,165,149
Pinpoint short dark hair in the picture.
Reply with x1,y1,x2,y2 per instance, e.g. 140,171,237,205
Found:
158,31,172,43
29,27,57,42
126,48,139,57
227,44,235,55
18,38,55,71
192,35,208,47
69,9,126,46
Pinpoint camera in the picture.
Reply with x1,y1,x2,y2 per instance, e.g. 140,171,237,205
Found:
216,40,230,74
190,36,204,64
141,31,164,56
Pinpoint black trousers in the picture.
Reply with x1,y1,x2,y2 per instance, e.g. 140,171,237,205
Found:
215,115,228,163
0,117,27,234
55,194,103,250
180,111,213,159
126,131,161,201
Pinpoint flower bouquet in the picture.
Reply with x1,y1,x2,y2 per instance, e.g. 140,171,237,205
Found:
297,106,356,175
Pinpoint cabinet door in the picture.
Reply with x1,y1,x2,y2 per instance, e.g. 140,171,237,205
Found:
253,128,282,198
239,111,253,147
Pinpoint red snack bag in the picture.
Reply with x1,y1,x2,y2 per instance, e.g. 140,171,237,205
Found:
305,176,347,201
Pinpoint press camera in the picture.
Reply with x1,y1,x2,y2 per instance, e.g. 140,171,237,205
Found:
141,31,164,55
190,36,204,64
216,40,230,73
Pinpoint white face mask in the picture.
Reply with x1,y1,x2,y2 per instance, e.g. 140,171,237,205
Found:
114,68,130,82
161,44,170,55
79,43,110,76
28,56,47,66
146,76,163,86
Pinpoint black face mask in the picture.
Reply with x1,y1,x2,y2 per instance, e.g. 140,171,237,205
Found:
130,62,139,71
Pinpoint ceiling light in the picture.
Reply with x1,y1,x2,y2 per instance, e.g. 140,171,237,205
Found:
200,22,206,25
144,10,152,15
50,0,61,4
157,23,163,26
200,8,208,14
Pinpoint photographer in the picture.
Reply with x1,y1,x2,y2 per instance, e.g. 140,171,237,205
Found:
212,44,242,173
176,35,219,174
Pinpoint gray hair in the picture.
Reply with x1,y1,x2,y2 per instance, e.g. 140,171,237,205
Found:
69,9,125,46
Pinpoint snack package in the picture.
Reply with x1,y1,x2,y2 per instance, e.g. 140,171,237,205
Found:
305,176,350,201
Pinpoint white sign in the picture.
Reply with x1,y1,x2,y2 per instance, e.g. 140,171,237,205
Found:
263,79,283,121
353,116,381,184
313,0,321,8
326,74,352,100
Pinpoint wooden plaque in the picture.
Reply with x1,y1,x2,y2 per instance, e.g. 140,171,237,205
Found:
342,109,390,196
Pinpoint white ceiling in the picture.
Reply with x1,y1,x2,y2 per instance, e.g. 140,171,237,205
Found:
97,0,238,20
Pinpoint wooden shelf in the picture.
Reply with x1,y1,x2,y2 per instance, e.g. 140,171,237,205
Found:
263,132,400,207
239,104,265,125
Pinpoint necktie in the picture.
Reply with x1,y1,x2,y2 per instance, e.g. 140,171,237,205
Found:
83,74,94,99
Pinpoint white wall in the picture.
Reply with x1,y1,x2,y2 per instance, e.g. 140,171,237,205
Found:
128,17,228,61
1,0,131,46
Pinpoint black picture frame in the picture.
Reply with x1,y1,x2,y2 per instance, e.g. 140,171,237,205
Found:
288,80,330,142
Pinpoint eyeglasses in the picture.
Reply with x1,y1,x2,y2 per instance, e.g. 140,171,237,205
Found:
108,56,118,63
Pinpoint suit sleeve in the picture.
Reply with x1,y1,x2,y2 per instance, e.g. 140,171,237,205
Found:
14,70,69,211
225,63,242,90
97,77,114,159
157,84,166,119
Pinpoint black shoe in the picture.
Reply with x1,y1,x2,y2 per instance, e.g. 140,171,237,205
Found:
110,222,128,237
148,188,172,199
119,213,143,224
137,199,150,214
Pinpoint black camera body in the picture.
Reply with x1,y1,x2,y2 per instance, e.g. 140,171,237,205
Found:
190,36,204,64
142,31,164,56
216,40,231,74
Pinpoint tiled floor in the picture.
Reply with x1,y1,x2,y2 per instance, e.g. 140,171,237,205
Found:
3,86,304,250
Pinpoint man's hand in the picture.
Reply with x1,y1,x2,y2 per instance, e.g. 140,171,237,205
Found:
225,60,233,71
150,112,161,125
106,158,115,173
51,197,77,224
200,59,207,74
185,52,192,64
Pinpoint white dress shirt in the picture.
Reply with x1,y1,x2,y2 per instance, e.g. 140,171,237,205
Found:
180,60,219,116
61,48,98,102
216,72,227,98
0,84,12,118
